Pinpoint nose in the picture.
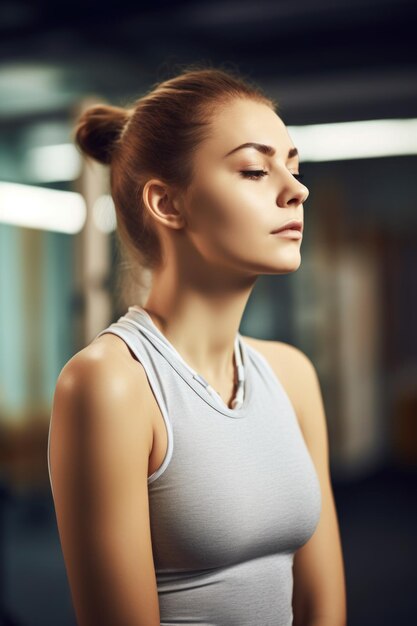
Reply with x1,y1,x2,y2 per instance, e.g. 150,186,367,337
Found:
277,178,309,208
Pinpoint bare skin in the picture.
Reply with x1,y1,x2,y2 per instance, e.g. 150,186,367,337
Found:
50,97,346,626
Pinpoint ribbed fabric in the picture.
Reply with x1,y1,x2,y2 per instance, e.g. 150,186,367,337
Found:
48,305,322,626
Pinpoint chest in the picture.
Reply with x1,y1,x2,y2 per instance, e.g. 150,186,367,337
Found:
149,338,302,480
148,379,321,572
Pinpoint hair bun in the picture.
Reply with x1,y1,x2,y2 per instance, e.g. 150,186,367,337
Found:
73,104,131,165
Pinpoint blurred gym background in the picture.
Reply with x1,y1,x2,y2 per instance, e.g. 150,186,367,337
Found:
0,1,416,624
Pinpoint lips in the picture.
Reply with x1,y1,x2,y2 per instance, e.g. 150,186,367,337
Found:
271,220,303,234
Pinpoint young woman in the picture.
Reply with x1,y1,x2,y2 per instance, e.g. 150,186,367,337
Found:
48,66,346,626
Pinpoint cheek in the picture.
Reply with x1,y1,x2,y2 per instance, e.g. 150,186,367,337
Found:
187,176,270,244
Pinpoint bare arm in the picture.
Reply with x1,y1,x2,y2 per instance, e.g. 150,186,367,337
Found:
48,349,160,626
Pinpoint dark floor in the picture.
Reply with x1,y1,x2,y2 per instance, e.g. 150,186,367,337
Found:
0,463,416,626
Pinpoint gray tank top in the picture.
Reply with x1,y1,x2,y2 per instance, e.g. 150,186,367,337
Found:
48,305,321,626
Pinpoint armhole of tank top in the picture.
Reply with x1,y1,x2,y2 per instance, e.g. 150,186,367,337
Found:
95,328,174,486
46,327,175,503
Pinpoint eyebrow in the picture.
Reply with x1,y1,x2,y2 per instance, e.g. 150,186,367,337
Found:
224,142,299,160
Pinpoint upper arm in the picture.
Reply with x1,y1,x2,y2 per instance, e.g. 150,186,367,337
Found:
48,351,160,626
288,348,347,626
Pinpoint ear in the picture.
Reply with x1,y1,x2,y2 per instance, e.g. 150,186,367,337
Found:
142,179,186,230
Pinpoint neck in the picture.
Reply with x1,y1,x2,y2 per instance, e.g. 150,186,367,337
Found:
140,274,257,383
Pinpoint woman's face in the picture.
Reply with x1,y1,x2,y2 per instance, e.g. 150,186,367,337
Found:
181,97,309,276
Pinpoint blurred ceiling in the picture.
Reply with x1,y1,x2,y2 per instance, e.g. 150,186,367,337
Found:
0,0,416,125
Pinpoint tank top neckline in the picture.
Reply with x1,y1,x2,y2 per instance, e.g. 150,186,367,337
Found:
124,305,253,418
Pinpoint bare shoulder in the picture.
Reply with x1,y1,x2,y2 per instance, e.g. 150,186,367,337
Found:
72,331,146,376
53,332,155,449
240,334,316,427
60,332,151,397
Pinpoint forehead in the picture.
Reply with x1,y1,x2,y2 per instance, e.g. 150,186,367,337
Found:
203,98,294,158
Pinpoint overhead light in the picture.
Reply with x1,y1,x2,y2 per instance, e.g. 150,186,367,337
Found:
288,118,417,162
24,143,82,183
0,182,86,233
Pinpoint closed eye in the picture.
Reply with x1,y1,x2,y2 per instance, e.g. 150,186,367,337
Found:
239,170,304,181
239,170,268,180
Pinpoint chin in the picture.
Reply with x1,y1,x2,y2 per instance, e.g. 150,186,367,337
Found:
270,249,302,273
